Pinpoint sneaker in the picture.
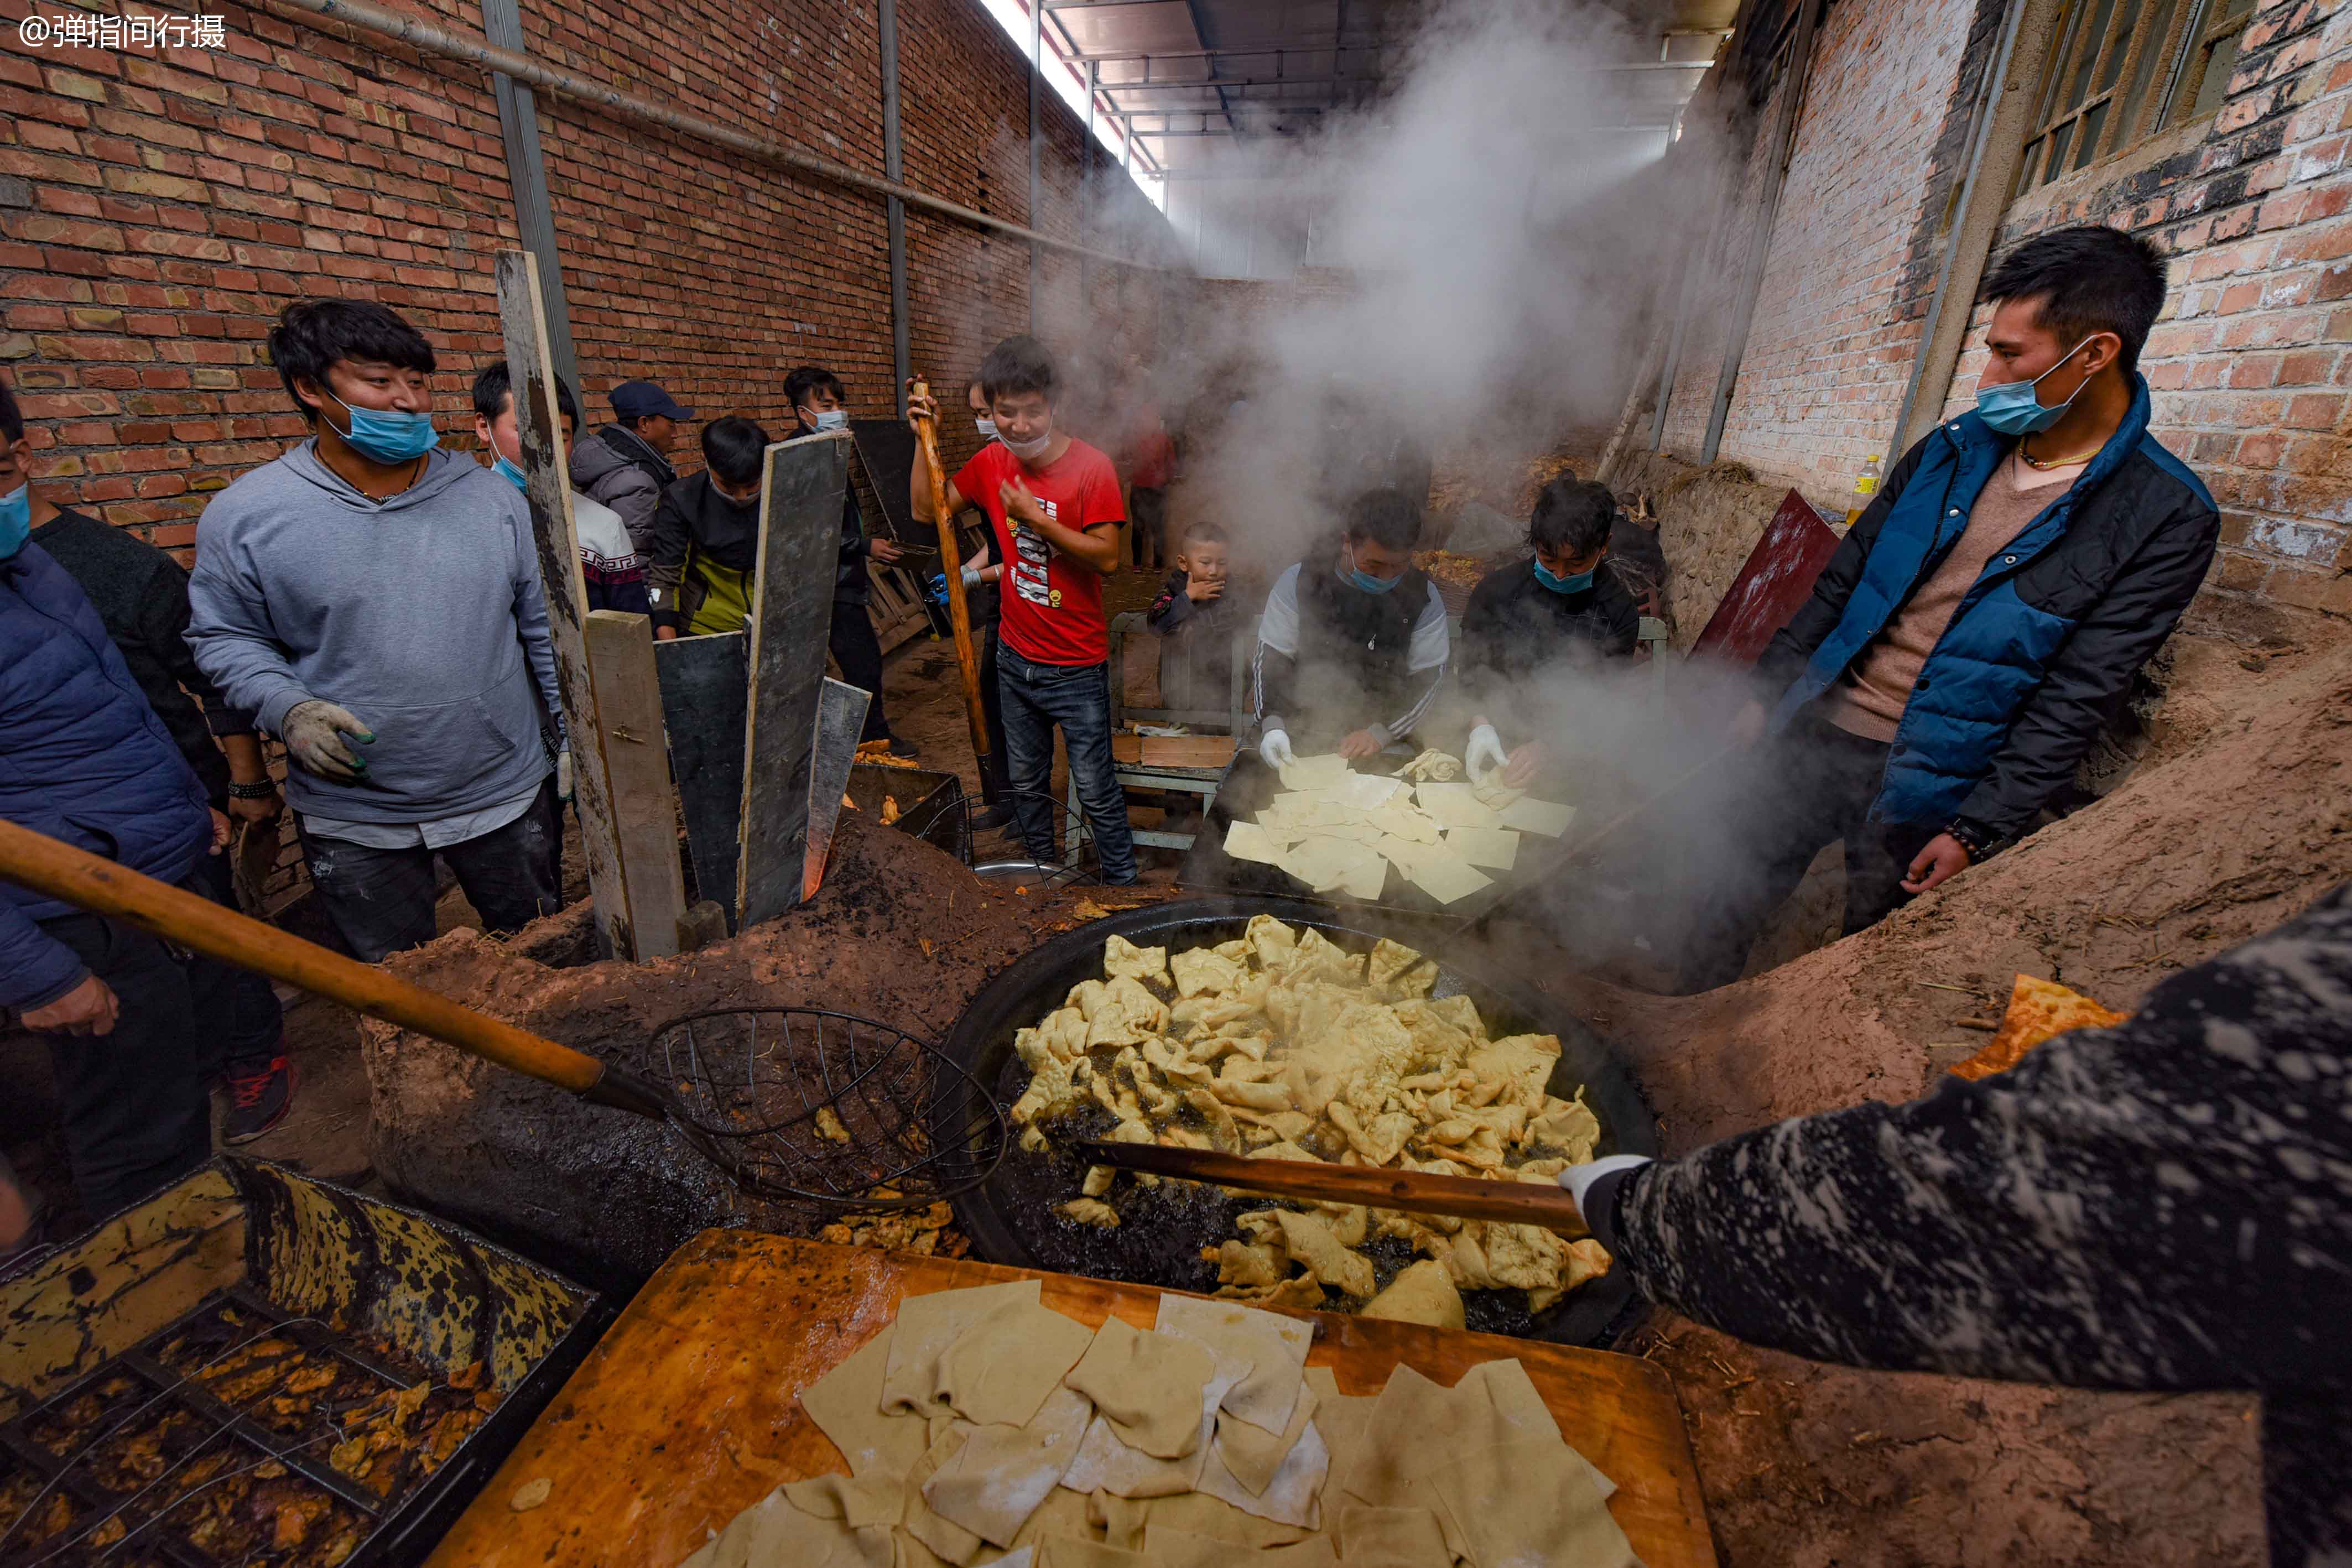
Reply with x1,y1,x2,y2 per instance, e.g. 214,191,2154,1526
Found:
887,734,922,759
221,1055,294,1145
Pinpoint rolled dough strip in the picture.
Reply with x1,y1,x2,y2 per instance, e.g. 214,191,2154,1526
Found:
1061,1316,1216,1458
882,1281,1044,1416
1332,1501,1452,1568
1195,1414,1328,1528
923,1385,1094,1548
1058,1368,1240,1498
798,1327,934,1479
903,1426,988,1565
1153,1295,1313,1435
1425,1436,1635,1568
1139,1525,1340,1567
932,1299,1096,1429
1443,825,1520,872
1401,847,1492,907
1497,796,1575,837
1224,821,1289,866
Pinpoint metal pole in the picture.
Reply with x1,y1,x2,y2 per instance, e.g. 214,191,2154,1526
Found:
1029,0,1043,332
1081,59,1096,310
262,0,1157,271
880,0,910,415
1888,0,2060,459
1702,0,1824,463
479,0,577,394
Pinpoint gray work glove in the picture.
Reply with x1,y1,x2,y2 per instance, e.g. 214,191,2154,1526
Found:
282,699,373,782
555,747,573,803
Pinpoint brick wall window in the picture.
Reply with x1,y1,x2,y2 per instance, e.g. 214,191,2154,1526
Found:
2012,0,2256,195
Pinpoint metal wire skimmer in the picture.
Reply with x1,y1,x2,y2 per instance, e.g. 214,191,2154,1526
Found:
652,1007,1008,1211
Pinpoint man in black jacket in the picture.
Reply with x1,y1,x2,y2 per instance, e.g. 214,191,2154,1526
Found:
1456,476,1640,787
1252,488,1449,768
1570,882,2352,1566
4,379,292,1144
648,417,768,642
784,366,914,756
1678,226,2219,991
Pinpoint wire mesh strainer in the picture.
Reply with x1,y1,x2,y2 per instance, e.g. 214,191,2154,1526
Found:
653,1006,1008,1210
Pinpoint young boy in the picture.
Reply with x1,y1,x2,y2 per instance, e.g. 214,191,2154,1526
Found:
648,417,771,640
471,363,649,616
907,338,1135,883
1145,521,1241,715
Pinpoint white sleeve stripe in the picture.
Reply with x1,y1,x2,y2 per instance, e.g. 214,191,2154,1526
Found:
1390,659,1446,737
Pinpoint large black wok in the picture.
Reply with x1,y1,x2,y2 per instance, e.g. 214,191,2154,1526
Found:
939,896,1660,1348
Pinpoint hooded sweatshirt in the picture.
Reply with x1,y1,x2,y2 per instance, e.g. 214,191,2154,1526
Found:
569,424,673,553
647,470,762,635
186,442,561,825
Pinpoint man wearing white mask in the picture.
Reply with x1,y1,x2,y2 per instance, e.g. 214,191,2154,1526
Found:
786,366,911,754
1679,226,2218,991
907,337,1133,882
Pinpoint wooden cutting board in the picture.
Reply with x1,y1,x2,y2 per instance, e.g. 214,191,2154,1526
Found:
425,1230,1716,1568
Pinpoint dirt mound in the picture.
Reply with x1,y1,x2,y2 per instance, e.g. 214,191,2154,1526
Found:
1496,634,2352,1565
362,812,1175,1286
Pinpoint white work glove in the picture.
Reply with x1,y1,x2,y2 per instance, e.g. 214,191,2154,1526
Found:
555,747,573,803
1259,728,1296,771
1559,1154,1653,1221
1465,723,1509,783
961,562,984,586
282,699,372,782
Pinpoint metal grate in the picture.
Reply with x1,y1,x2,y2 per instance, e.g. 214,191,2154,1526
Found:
0,1286,479,1568
654,1007,1008,1211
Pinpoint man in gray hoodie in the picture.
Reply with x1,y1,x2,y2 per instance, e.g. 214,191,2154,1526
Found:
187,300,568,962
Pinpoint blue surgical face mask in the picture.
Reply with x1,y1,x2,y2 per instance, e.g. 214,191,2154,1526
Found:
0,484,29,560
807,408,849,434
493,454,528,492
1342,544,1404,595
1533,556,1596,594
1974,337,2094,436
324,387,439,463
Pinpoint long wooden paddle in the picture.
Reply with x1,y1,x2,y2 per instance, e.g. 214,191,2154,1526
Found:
909,376,991,765
1074,1138,1590,1237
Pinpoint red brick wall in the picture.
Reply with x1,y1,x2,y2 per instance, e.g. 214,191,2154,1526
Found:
0,0,1178,543
1708,0,2003,499
0,0,1178,907
1657,0,2352,622
1945,0,2352,618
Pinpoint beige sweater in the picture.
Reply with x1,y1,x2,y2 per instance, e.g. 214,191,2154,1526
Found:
1821,453,2080,743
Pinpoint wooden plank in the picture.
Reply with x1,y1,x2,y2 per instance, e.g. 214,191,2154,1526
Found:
1113,733,1236,768
425,1232,1717,1568
800,676,870,900
494,249,632,959
736,433,852,928
580,611,686,957
652,631,748,929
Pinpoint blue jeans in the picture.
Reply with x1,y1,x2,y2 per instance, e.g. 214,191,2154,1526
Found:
997,645,1137,884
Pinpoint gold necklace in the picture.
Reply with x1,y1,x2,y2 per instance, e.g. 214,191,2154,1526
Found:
2018,436,2098,470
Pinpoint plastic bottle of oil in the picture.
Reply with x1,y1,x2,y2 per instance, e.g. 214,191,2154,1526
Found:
1843,453,1882,529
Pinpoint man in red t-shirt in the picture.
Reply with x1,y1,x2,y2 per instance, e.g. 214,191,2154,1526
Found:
909,336,1135,883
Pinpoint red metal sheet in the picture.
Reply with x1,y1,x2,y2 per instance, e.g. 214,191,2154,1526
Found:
1690,488,1842,668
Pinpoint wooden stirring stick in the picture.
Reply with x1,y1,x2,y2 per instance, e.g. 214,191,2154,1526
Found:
1073,1140,1589,1238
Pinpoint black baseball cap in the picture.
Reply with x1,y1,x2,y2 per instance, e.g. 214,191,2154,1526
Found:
610,380,695,420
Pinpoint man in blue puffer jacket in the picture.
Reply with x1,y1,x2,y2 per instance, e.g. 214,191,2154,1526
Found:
1680,226,2219,992
0,405,222,1217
